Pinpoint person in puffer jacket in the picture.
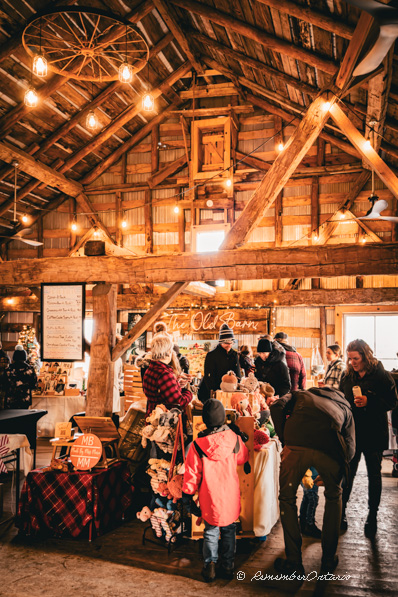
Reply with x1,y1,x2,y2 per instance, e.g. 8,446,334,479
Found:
182,399,249,583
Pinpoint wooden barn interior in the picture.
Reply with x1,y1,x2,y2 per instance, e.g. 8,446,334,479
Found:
0,1,398,595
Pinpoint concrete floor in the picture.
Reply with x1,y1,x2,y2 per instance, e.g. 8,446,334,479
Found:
0,442,397,597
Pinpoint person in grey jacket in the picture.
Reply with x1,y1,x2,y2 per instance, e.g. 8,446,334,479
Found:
270,386,355,577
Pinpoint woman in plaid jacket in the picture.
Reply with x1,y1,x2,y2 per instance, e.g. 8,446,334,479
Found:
321,345,345,389
142,334,192,415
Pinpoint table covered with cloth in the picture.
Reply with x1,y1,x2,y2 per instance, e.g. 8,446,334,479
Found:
253,438,281,537
15,461,134,539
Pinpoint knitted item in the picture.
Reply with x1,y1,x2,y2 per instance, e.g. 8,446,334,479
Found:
218,323,235,343
253,428,270,451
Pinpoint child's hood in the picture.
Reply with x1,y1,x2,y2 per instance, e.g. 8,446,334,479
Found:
196,429,238,461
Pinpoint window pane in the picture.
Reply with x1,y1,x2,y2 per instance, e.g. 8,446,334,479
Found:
345,315,375,351
196,229,225,253
375,315,398,366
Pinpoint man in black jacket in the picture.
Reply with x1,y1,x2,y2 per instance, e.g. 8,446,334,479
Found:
270,387,355,575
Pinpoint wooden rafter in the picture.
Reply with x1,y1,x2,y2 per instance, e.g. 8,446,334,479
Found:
335,12,374,91
1,243,397,286
111,281,189,362
148,154,187,188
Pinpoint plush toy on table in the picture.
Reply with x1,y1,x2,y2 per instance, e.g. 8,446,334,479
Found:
240,371,260,393
259,381,277,406
220,370,239,393
253,428,270,451
137,506,152,522
230,392,253,417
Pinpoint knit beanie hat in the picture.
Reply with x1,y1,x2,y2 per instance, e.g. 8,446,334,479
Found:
13,349,27,362
202,398,226,428
219,323,235,343
274,332,288,341
257,338,273,353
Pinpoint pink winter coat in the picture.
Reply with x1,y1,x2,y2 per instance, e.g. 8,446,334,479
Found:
182,428,249,527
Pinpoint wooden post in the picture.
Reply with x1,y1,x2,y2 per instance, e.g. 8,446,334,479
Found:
178,187,185,252
144,189,153,254
37,218,43,259
70,198,77,249
86,283,117,416
319,306,327,367
116,191,122,247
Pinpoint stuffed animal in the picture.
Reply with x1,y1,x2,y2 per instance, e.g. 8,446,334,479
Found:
136,506,152,522
230,393,253,417
253,428,270,451
159,407,181,428
220,370,238,392
259,382,277,406
241,371,260,393
146,404,167,426
302,469,314,489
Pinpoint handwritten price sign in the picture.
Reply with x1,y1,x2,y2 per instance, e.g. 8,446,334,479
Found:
70,434,102,470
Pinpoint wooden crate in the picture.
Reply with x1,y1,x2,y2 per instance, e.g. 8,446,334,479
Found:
123,365,146,411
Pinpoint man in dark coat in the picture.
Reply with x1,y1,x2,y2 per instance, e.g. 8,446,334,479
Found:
254,337,291,397
339,338,398,537
199,324,241,402
274,331,307,391
270,386,355,576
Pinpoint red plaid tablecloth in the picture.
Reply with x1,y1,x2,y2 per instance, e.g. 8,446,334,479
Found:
16,461,134,538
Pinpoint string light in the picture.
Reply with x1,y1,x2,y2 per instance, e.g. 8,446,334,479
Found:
21,214,29,224
121,213,127,228
323,101,331,111
313,235,318,241
361,237,367,243
226,178,232,188
71,216,77,231
86,110,97,130
24,87,38,107
142,92,154,111
118,25,133,83
340,211,345,219
93,227,100,237
173,205,180,214
278,143,284,152
364,139,372,150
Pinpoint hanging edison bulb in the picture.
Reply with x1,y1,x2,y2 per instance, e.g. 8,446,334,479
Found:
173,205,180,214
86,110,97,130
33,54,47,77
22,214,29,224
119,62,133,83
71,216,77,231
226,178,232,188
24,87,38,107
142,92,154,111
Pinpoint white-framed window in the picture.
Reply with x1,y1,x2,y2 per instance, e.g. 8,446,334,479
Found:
191,223,230,253
344,313,398,371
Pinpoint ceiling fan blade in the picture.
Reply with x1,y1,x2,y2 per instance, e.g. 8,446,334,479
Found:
344,0,395,16
378,216,398,223
353,27,398,76
16,238,43,246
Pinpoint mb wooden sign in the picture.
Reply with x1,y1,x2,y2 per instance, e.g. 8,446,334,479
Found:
70,434,102,470
161,309,269,335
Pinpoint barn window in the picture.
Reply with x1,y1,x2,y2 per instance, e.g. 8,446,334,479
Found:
192,223,230,253
344,313,398,371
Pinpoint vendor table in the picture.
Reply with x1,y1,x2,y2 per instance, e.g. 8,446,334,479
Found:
0,410,47,468
16,461,134,540
253,438,281,537
30,395,86,437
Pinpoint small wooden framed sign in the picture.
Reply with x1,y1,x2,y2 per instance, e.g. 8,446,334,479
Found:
41,283,85,361
70,434,102,470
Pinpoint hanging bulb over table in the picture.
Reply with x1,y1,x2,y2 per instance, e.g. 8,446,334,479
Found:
24,87,38,107
86,110,97,130
33,54,47,77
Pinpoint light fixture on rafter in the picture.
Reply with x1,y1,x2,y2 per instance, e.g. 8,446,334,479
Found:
86,110,97,130
32,18,47,77
71,216,78,231
119,25,133,83
142,61,154,112
22,213,29,224
24,59,38,107
121,213,128,228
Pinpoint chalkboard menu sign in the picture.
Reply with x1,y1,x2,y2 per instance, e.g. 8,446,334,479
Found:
41,283,85,361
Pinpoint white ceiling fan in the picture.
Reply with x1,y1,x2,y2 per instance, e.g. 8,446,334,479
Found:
344,0,398,76
358,198,398,222
0,161,43,246
0,228,43,246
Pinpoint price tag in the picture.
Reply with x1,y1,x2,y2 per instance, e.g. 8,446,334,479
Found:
70,434,102,470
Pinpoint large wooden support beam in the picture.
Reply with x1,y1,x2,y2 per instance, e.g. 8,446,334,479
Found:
111,281,188,362
335,12,374,90
86,284,117,417
1,243,398,286
221,94,336,250
0,141,84,197
329,103,398,198
170,0,338,74
148,154,187,188
2,287,398,312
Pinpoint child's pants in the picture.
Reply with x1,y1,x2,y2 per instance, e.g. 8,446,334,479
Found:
203,520,236,569
299,466,319,526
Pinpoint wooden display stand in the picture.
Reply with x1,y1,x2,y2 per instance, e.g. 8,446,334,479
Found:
123,365,146,411
73,416,121,468
215,390,258,411
190,415,255,540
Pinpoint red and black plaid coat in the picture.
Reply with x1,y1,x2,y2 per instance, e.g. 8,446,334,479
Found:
143,360,192,415
284,347,307,391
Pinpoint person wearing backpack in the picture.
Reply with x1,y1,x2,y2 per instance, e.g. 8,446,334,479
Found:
182,399,249,582
270,386,355,577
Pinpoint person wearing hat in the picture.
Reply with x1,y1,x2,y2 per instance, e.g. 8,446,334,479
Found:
0,341,10,409
255,336,291,398
182,398,249,582
2,348,37,409
274,332,306,392
199,323,241,402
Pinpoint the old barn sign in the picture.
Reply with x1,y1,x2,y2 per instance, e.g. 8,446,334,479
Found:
161,309,269,335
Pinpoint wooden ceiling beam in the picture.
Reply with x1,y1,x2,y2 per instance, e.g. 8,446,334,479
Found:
220,93,336,250
1,243,397,286
194,33,318,97
111,281,189,361
148,154,187,188
335,12,374,91
255,0,354,39
170,0,338,75
3,287,398,312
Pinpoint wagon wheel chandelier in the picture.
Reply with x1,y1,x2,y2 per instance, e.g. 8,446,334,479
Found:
22,7,149,82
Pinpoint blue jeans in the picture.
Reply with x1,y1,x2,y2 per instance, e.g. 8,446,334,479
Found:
299,466,319,526
203,520,236,568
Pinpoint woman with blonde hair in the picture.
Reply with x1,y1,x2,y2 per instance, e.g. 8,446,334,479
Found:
142,333,192,415
339,339,397,537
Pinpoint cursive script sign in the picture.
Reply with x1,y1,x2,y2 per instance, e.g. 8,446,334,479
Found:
41,283,85,361
161,309,268,334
